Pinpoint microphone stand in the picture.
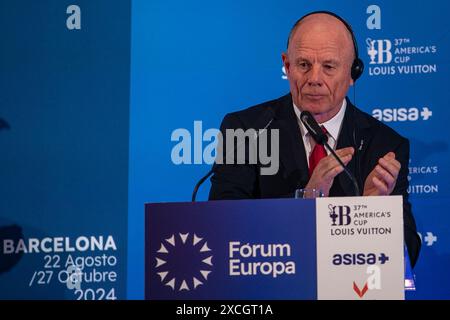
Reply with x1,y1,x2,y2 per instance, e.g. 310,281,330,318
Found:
323,142,360,196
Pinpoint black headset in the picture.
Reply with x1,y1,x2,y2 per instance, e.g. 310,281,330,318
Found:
288,10,364,81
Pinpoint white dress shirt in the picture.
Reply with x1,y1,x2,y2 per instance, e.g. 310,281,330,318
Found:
293,99,347,166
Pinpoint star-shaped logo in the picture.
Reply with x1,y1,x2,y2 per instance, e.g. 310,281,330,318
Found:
155,233,213,291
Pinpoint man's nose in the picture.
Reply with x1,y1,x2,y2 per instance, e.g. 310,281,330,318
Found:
307,65,323,86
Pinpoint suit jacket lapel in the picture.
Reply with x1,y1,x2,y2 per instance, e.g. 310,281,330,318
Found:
273,94,309,189
334,98,371,196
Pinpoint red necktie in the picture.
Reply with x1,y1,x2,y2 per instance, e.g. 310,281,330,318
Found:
308,127,328,177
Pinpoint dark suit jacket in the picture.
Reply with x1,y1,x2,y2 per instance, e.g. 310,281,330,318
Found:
209,93,421,267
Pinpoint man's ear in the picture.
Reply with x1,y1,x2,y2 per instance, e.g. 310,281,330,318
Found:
281,52,290,76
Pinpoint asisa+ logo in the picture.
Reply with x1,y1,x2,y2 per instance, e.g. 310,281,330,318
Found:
333,252,389,266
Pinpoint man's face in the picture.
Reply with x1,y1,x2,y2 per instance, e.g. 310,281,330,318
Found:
282,14,355,123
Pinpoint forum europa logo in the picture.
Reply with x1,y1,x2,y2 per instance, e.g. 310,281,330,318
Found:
155,232,213,291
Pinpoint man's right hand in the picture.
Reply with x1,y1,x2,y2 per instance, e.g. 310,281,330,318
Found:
305,147,354,196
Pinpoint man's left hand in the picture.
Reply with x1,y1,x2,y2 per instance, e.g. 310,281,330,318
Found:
363,152,401,196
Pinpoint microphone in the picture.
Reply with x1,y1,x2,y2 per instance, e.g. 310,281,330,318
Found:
300,112,328,145
300,111,360,196
191,108,275,202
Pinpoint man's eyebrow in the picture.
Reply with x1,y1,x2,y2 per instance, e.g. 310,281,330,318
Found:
323,59,340,65
295,57,311,63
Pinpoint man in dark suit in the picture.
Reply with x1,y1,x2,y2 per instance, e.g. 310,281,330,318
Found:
209,12,421,267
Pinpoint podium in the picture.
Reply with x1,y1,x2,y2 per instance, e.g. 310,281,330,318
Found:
145,196,406,300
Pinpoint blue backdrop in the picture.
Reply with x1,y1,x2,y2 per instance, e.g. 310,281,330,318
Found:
129,0,449,300
0,0,130,299
0,0,448,299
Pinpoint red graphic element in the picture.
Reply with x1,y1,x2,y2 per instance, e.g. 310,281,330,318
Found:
353,281,369,298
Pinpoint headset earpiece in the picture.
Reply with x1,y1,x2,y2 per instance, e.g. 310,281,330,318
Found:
351,58,364,81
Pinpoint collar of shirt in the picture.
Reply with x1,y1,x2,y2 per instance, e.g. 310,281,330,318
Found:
292,99,347,161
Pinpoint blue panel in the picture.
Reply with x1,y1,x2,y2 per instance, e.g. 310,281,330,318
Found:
146,199,317,299
0,0,130,299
